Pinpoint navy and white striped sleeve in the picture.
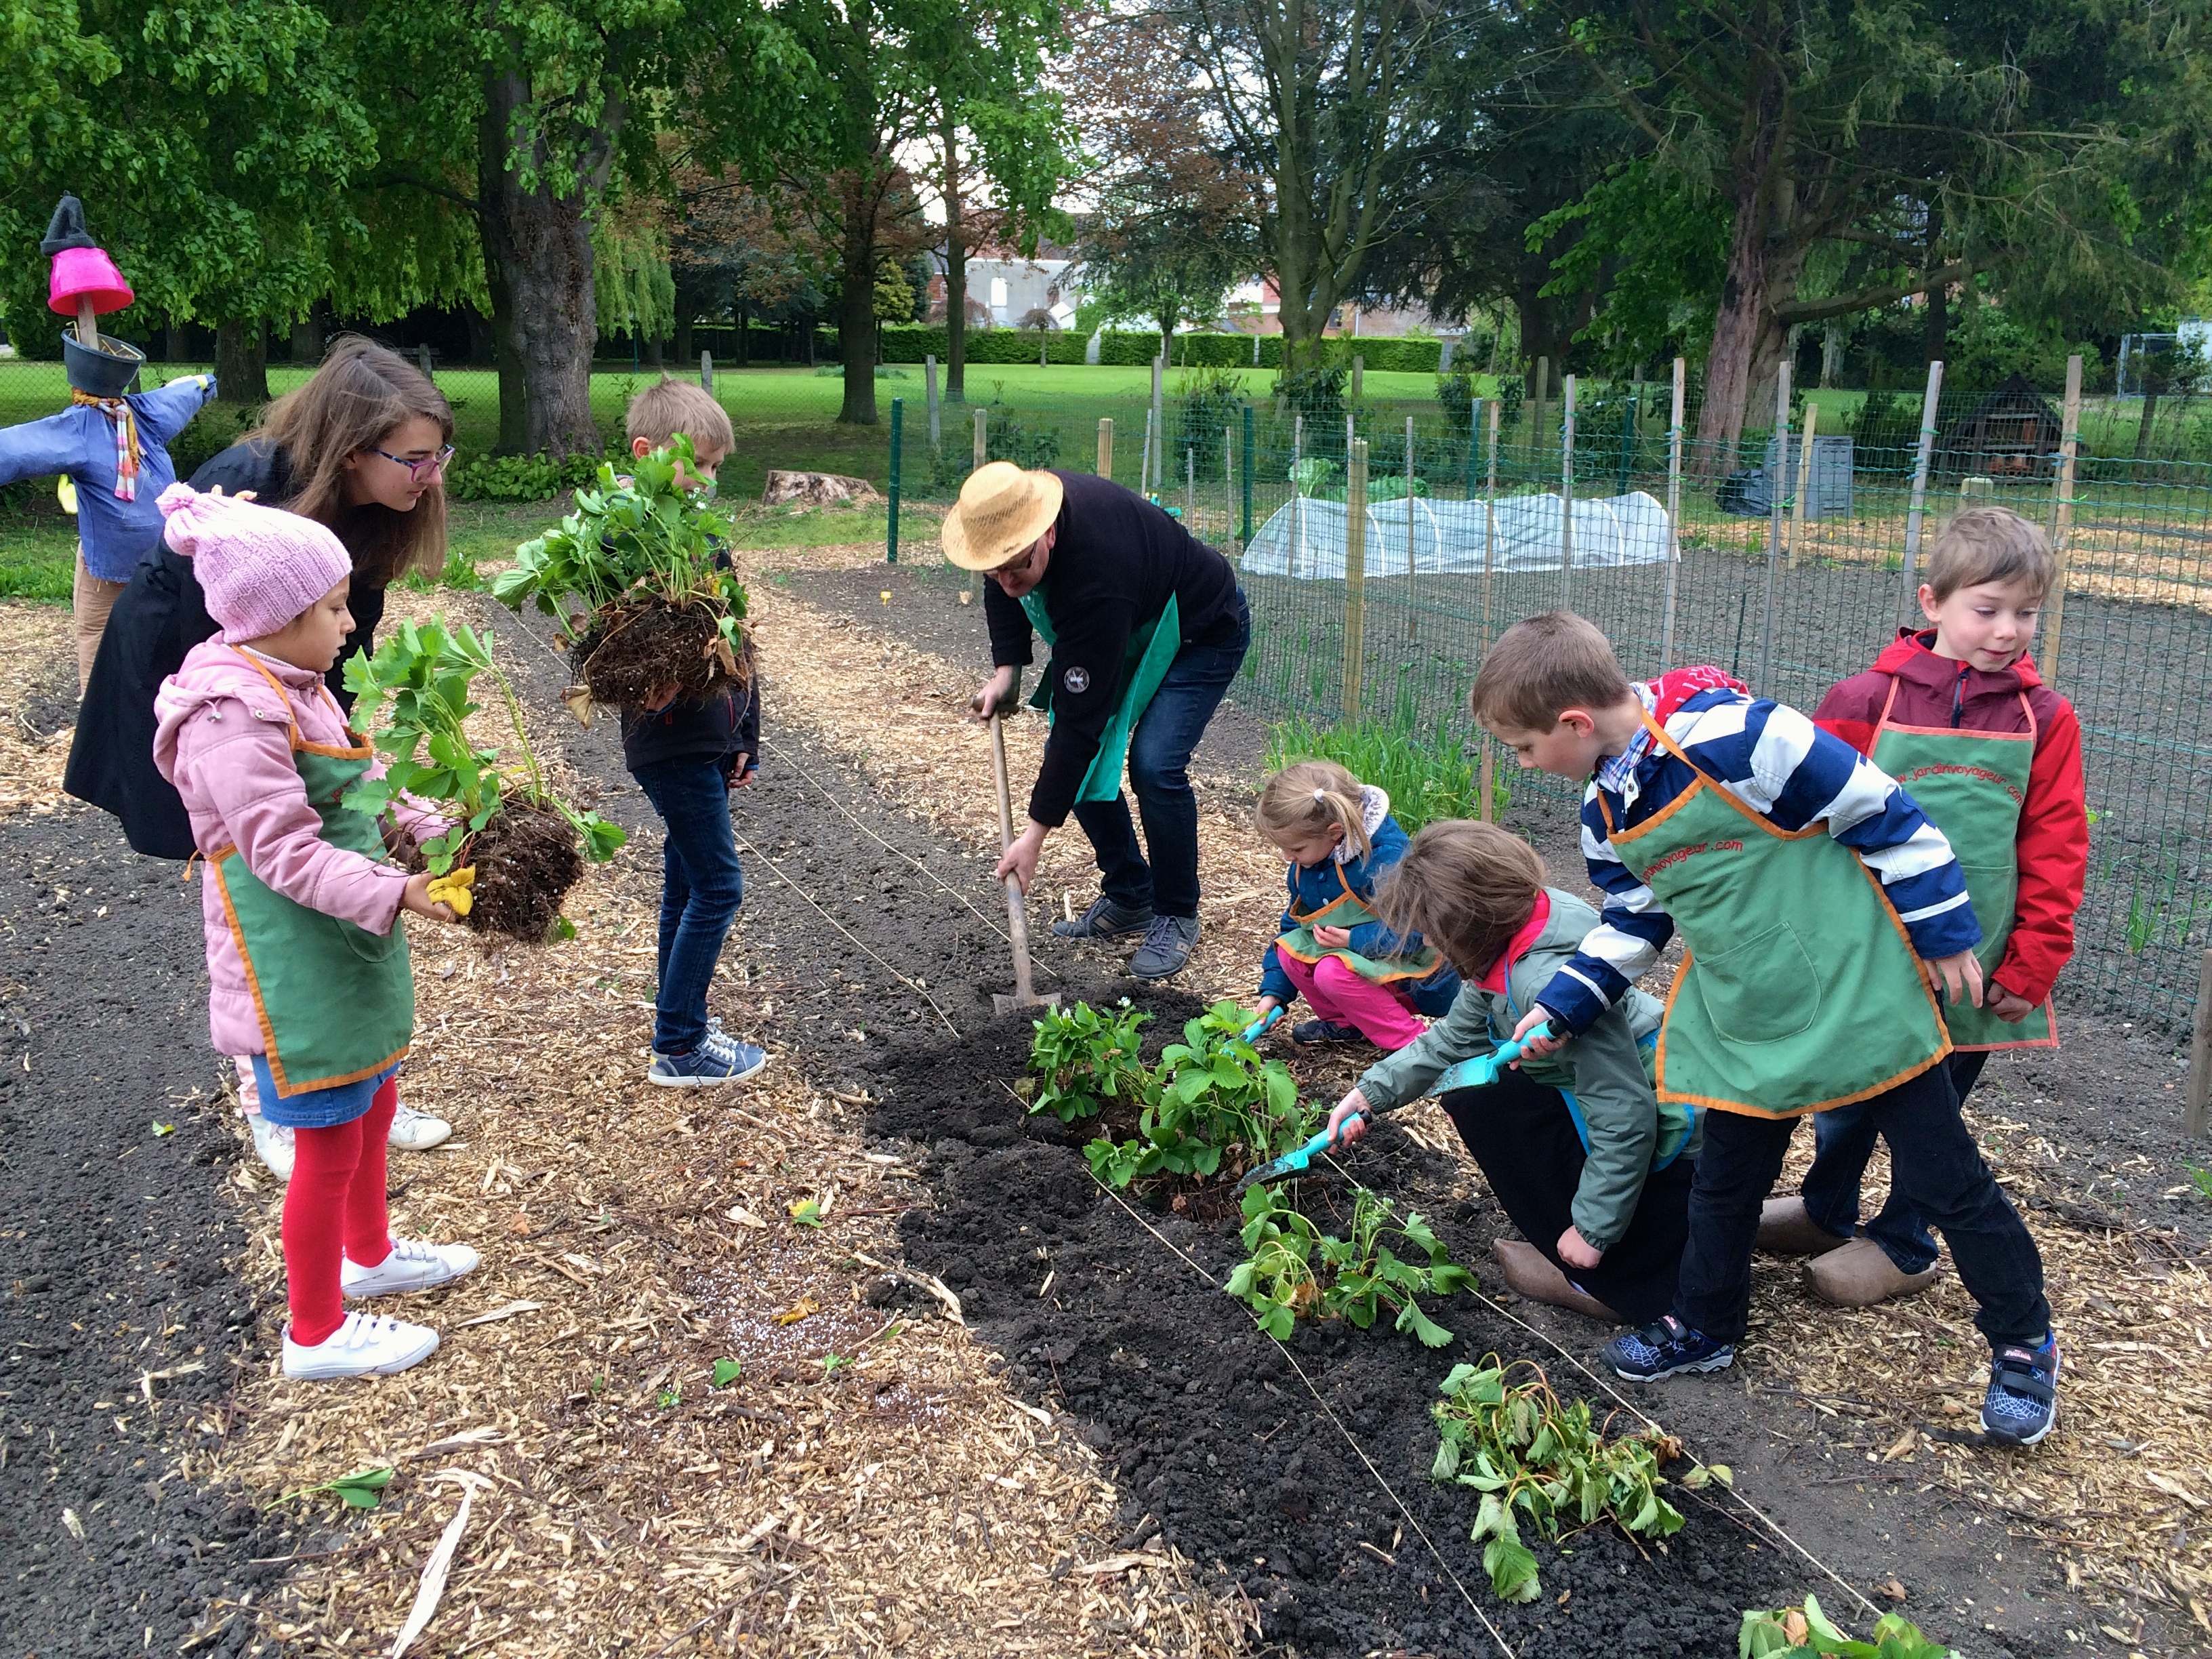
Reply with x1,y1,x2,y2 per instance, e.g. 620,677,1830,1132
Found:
1532,785,1678,1036
1691,697,1980,960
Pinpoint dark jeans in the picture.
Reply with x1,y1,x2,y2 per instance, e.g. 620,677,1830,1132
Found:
1677,1059,2047,1348
633,758,745,1054
1802,1050,1989,1273
1070,595,1250,921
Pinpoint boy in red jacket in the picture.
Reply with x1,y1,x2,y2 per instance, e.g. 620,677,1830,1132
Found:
1761,506,2087,1306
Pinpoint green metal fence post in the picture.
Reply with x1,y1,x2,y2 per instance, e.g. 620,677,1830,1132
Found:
1241,404,1254,545
886,397,903,565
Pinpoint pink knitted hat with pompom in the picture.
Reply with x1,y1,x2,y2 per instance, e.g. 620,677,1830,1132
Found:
158,483,354,644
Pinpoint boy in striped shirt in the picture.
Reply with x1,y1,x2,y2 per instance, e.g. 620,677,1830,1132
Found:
1476,611,2057,1447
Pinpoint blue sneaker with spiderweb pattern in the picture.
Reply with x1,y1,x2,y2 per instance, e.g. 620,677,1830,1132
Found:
1980,1334,2058,1446
1603,1314,1736,1382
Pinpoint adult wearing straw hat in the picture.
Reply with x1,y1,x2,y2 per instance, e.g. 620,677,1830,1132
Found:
947,462,1250,981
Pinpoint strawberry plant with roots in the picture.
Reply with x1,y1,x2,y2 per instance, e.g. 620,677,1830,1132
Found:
491,438,750,713
1019,999,1151,1122
1084,1002,1312,1188
343,617,625,941
1227,1185,1473,1347
1431,1359,1702,1603
1738,1596,1956,1659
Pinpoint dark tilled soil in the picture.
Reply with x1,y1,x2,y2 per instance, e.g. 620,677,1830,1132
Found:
463,798,585,943
572,597,741,709
0,813,302,1657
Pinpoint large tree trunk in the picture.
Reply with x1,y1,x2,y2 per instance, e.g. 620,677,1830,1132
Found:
214,321,270,403
838,176,879,426
942,112,966,403
479,68,602,458
1694,74,1788,474
673,303,694,372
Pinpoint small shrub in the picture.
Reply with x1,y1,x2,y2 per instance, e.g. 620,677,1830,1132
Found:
1021,999,1151,1123
1084,1002,1311,1187
1229,1185,1473,1346
1173,367,1248,476
447,451,602,503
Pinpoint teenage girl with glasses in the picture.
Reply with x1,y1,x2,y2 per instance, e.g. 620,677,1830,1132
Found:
69,334,461,1177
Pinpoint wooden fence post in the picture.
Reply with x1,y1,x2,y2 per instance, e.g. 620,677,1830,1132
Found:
700,350,714,392
925,355,941,452
1343,438,1369,721
1902,360,1946,619
1661,357,1686,670
2188,948,2212,1140
2041,355,2085,683
1479,400,1502,822
1788,402,1818,568
1559,374,1577,606
1757,359,1793,691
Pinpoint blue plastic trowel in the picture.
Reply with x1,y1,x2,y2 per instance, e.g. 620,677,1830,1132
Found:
1433,1021,1555,1093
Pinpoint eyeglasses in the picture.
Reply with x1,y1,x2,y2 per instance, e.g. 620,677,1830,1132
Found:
373,443,455,483
994,540,1042,580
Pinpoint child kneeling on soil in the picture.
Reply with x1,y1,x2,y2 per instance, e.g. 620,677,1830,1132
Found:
618,377,768,1087
150,485,477,1380
1322,821,1696,1324
1477,610,2057,1447
1761,506,2087,1310
1250,760,1459,1049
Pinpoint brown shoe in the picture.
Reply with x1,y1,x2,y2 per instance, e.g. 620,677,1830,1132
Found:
1804,1235,1942,1308
1757,1195,1850,1256
1492,1240,1621,1323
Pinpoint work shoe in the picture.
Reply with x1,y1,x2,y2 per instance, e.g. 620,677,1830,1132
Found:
1804,1236,1942,1308
1290,1019,1364,1048
249,1113,295,1183
1980,1334,2060,1446
1603,1314,1736,1381
342,1237,482,1298
1053,895,1155,940
282,1311,441,1380
649,1031,769,1088
1126,914,1202,980
1756,1195,1850,1256
1494,1240,1620,1322
386,1102,453,1153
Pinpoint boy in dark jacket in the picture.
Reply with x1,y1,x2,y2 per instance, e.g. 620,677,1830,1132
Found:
1760,506,2087,1308
617,378,767,1088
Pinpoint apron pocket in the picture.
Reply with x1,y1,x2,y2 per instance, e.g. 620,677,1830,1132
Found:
1693,922,1821,1044
1955,862,2019,970
332,914,402,964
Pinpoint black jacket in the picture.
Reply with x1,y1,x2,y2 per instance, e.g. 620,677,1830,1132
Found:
619,658,760,778
983,470,1243,825
63,439,388,859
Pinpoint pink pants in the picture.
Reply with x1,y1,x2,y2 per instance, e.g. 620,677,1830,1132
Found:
1277,953,1427,1049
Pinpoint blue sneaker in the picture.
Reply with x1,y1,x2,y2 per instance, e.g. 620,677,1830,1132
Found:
1603,1314,1736,1381
1980,1334,2059,1446
649,1032,769,1088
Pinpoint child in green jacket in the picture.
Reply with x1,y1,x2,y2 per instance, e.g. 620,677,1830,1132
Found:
1325,820,1699,1323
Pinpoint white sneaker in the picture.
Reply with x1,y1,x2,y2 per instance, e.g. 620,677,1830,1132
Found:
282,1310,441,1379
250,1113,295,1182
386,1102,453,1152
342,1237,482,1298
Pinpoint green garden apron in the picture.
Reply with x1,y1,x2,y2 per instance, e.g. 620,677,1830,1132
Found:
205,654,415,1099
1271,864,1446,987
1870,680,2056,1050
1601,714,1950,1118
1019,586,1183,804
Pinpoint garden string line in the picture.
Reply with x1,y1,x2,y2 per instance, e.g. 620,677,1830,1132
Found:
728,813,962,1038
756,734,1061,981
1085,1174,1519,1659
1314,1145,1885,1624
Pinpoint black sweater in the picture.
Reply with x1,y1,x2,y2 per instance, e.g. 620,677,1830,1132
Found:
983,470,1243,826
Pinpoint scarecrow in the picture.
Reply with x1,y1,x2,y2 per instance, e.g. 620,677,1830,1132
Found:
0,194,216,687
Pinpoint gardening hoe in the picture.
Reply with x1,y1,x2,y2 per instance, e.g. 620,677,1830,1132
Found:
989,713,1060,1017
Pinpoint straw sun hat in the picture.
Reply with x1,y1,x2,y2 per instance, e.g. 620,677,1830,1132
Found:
941,461,1065,571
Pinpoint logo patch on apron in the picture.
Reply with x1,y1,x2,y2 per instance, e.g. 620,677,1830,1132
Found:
1063,665,1090,693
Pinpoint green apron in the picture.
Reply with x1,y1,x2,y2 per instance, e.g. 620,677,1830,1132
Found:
206,654,415,1099
1602,714,1950,1118
1271,867,1445,987
1019,586,1183,804
1870,680,2056,1050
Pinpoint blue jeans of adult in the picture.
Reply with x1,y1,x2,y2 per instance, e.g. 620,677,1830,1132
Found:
1675,1057,2046,1347
1070,594,1250,922
1801,1050,1988,1274
632,758,745,1055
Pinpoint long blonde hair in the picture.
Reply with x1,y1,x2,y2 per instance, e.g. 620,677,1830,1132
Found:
1375,821,1546,979
1256,760,1373,862
258,335,453,586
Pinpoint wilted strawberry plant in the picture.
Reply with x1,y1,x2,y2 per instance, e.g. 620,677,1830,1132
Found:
1738,1597,1954,1659
342,616,624,941
1084,1002,1311,1188
1431,1360,1691,1603
1227,1185,1473,1347
1224,1185,1323,1338
1021,999,1151,1122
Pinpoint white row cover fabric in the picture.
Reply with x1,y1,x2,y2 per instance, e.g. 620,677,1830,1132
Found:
1239,490,1675,578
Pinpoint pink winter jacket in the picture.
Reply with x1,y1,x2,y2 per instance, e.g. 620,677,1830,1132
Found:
152,642,437,1059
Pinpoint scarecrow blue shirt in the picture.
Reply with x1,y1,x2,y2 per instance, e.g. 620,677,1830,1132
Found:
0,374,216,581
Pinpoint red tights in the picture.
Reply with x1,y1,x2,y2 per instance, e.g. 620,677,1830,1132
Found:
283,1076,398,1345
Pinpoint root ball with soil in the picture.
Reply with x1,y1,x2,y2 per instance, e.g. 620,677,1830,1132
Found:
573,598,747,710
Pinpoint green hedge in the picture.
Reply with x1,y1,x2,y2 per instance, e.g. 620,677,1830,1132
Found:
871,325,1441,373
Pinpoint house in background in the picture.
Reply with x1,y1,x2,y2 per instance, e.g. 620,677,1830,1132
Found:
1221,278,1457,341
924,248,1080,329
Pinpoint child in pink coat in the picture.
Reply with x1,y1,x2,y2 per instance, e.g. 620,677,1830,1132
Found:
152,483,478,1380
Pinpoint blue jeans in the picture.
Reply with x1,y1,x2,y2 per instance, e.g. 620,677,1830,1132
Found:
1676,1057,2046,1347
633,759,745,1054
1070,596,1250,920
1801,1050,1987,1273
